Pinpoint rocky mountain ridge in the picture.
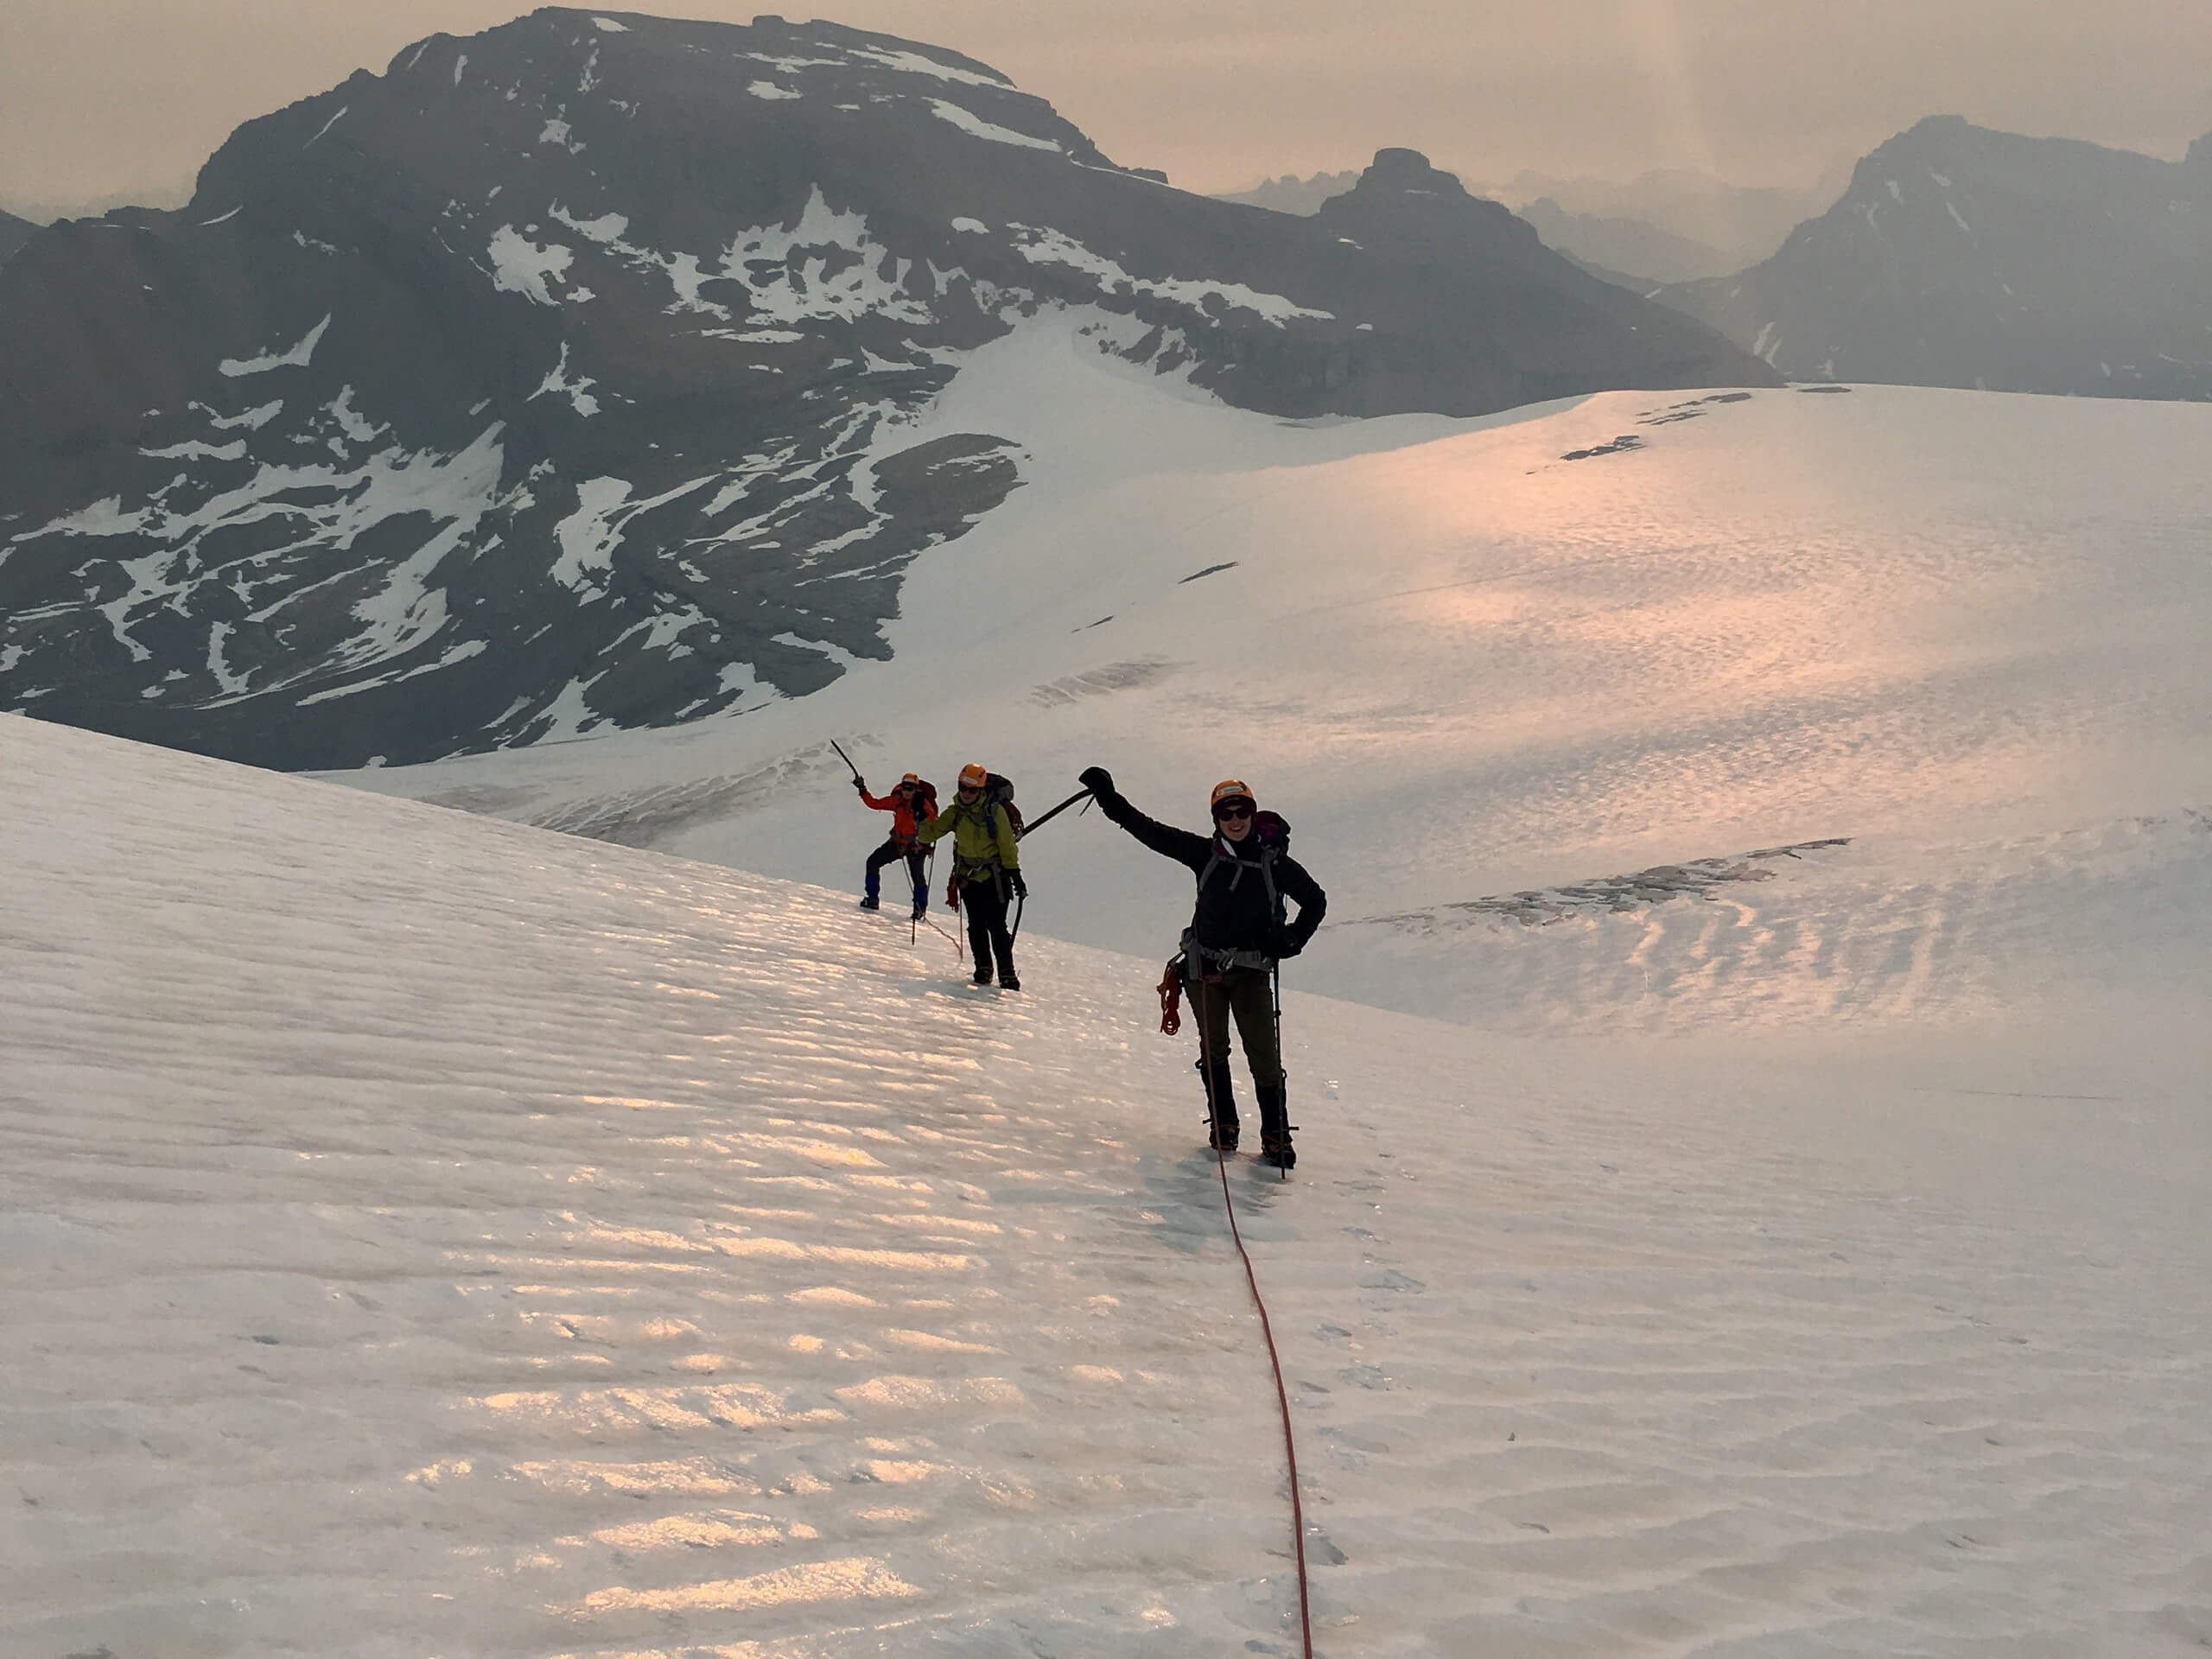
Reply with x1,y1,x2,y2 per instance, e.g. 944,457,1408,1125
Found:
1515,197,1737,286
1211,170,1363,216
1662,116,2212,400
0,8,1771,771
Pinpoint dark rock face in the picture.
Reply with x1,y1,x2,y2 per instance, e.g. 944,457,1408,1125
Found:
0,11,1772,771
1661,117,2212,400
1304,150,1777,415
0,209,36,268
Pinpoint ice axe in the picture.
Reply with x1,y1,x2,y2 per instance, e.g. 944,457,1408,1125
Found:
1014,786,1093,842
829,738,862,786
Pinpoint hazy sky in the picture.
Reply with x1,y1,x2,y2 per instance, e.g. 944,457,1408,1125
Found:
6,0,2211,214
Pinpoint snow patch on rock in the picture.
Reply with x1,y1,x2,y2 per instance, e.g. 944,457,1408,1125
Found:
207,400,283,432
849,45,1009,88
530,343,601,417
219,316,332,378
925,99,1060,154
1007,226,1332,324
487,226,575,305
140,439,248,462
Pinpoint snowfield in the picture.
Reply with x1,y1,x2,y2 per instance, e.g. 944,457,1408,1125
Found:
5,710,2209,1655
340,315,2212,1035
8,304,2212,1654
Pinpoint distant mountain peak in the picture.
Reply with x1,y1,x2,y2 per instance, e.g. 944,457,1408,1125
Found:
1659,116,2212,400
1318,149,1535,253
1358,148,1471,199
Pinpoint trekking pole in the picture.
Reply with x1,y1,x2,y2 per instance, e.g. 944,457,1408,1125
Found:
829,739,862,785
1014,787,1094,841
1272,963,1287,1183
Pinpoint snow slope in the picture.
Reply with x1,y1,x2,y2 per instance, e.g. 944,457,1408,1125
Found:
7,714,2210,1656
347,311,2212,1036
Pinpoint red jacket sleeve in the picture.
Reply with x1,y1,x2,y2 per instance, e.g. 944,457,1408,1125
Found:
861,790,898,811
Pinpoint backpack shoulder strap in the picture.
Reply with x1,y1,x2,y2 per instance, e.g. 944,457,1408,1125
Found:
1196,840,1228,893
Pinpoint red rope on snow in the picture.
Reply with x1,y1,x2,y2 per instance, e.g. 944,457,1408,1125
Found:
1212,1142,1316,1659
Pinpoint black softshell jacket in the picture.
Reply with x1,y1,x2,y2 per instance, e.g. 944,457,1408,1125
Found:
1094,787,1326,956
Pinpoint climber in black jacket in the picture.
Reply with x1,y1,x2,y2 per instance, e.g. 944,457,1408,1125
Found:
1078,766,1325,1168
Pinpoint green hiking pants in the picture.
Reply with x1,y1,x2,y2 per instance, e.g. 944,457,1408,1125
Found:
1189,964,1281,1089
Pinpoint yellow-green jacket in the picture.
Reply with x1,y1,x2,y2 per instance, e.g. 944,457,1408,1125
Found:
918,796,1020,878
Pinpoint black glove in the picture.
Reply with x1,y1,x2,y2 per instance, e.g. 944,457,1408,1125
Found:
1277,939,1304,959
1077,766,1114,797
852,777,868,795
1008,869,1028,899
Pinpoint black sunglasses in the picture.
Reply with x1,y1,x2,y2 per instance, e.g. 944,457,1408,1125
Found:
1214,804,1254,822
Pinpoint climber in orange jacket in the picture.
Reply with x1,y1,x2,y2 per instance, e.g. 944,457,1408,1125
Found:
855,771,938,917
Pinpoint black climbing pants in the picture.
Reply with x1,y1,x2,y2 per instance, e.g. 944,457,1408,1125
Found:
1191,965,1281,1090
865,839,927,906
959,874,1017,980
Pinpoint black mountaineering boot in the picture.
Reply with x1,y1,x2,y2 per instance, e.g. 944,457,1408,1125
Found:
1257,1080,1295,1170
859,894,880,910
971,963,995,986
995,948,1020,992
1200,1056,1240,1152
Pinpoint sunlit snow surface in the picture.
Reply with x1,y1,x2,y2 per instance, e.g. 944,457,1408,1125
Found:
354,314,2212,1037
6,715,2210,1656
10,312,2212,1653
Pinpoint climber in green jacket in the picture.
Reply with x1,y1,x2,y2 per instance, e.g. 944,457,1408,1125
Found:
917,761,1025,990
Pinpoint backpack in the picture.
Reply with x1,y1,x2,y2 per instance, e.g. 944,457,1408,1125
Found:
984,772,1023,837
1183,811,1292,974
1197,810,1290,904
910,779,938,823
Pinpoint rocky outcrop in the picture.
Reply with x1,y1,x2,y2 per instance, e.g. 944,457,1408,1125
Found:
0,12,1771,771
1661,117,2212,400
1304,149,1777,412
